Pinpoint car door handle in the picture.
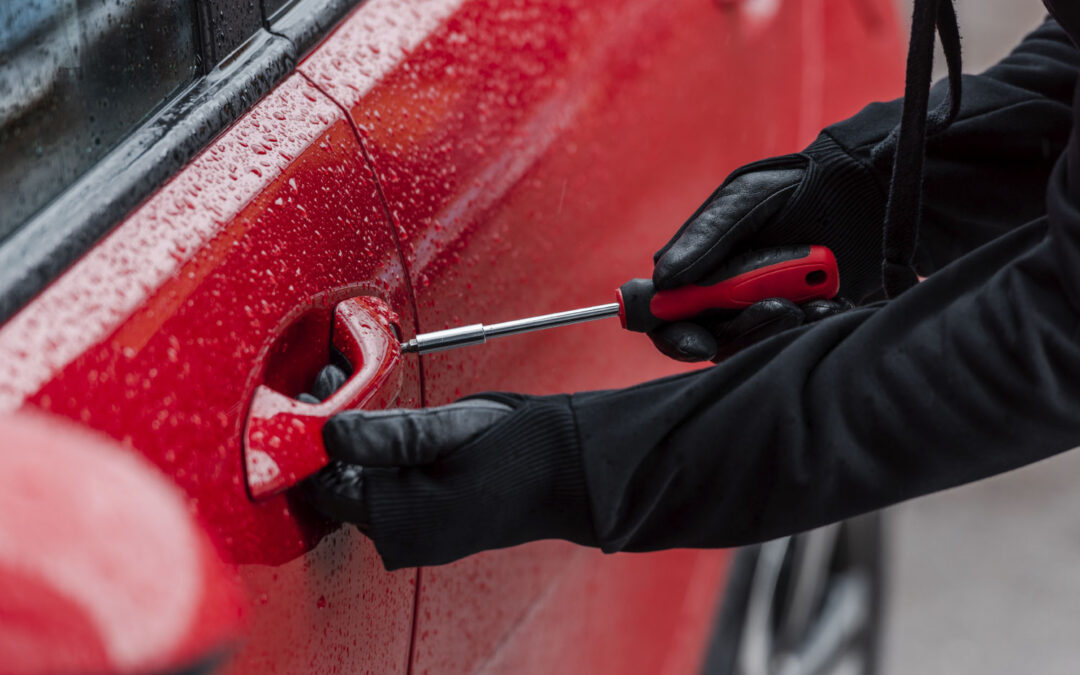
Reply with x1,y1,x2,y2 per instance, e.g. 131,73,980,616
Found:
243,296,403,501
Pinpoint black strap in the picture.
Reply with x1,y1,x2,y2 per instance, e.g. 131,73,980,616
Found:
879,0,962,298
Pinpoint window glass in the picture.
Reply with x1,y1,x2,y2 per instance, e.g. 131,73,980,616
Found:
0,0,199,241
200,0,263,64
262,0,294,21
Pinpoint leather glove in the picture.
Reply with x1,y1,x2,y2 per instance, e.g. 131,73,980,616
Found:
650,133,887,362
304,370,593,570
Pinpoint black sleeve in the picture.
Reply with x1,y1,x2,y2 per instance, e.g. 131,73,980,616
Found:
824,18,1078,275
569,137,1080,553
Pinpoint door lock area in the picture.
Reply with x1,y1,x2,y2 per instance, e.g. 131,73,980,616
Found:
243,295,403,501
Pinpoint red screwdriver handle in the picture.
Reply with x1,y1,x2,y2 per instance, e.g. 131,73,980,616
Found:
617,245,840,333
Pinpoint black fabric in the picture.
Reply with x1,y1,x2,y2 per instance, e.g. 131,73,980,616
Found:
350,12,1080,569
830,18,1078,275
652,165,804,290
879,0,962,298
931,0,963,132
754,135,891,302
325,398,512,467
360,395,595,569
1044,1,1080,45
571,169,1080,553
558,8,1080,553
647,297,801,363
655,136,889,303
647,140,877,362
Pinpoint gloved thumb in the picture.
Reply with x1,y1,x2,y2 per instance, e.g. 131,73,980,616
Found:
647,321,718,362
652,165,804,290
323,398,513,467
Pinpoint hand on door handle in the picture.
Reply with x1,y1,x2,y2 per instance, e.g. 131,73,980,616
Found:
244,296,402,501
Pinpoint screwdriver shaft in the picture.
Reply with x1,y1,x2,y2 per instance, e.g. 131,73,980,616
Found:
402,302,621,355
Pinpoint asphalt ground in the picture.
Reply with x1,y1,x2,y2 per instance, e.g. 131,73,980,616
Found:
881,3,1077,673
882,451,1080,674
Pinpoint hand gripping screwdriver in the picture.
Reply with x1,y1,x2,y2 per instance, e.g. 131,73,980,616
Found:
401,245,839,355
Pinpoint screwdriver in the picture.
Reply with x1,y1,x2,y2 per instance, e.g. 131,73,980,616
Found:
401,245,839,355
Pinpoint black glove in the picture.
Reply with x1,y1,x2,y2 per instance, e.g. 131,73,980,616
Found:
650,133,886,362
305,389,594,570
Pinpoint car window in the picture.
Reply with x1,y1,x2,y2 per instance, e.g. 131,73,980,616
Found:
262,0,294,21
0,0,199,243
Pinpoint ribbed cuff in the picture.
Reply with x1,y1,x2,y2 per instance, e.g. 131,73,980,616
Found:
364,395,595,570
774,133,890,302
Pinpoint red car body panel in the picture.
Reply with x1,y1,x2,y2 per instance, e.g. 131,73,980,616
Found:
0,75,422,673
0,0,903,671
244,295,405,500
0,413,243,675
818,0,908,131
301,0,901,672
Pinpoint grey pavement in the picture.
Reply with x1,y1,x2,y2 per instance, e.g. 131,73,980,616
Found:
882,451,1080,674
882,3,1078,674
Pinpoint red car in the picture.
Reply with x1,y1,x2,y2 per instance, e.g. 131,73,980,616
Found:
0,0,903,672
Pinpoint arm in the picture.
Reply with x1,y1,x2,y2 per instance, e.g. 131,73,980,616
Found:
315,147,1080,568
646,19,1079,363
827,17,1078,273
307,22,1080,571
575,158,1080,552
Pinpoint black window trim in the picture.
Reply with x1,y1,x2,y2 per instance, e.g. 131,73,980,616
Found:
0,0,362,323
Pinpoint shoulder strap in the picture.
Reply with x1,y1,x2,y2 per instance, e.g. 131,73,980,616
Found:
879,0,962,298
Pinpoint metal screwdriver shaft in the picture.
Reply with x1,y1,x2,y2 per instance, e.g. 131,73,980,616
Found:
400,247,841,357
401,303,621,355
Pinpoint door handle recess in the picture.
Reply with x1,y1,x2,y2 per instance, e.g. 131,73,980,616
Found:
244,296,402,501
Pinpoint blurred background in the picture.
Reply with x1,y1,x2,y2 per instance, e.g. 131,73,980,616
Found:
883,6,1075,674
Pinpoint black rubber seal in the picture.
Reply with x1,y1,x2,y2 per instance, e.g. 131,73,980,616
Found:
0,1,368,324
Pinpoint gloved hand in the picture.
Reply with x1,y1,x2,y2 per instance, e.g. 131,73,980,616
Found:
305,394,513,534
650,134,887,362
303,368,594,569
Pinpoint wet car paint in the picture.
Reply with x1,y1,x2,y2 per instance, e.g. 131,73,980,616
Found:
0,412,243,675
244,295,404,500
299,0,902,672
817,0,910,132
0,74,421,673
0,0,903,671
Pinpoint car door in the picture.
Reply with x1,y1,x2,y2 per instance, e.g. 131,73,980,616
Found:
807,0,906,135
0,2,422,672
0,0,904,672
299,0,813,672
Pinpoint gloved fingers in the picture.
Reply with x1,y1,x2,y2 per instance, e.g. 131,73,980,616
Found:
647,321,718,362
297,363,349,403
310,363,350,401
305,460,370,532
800,297,854,323
323,398,514,467
652,164,803,266
653,168,804,290
709,298,805,362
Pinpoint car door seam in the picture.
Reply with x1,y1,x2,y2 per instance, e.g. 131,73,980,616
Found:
297,71,426,404
298,70,427,675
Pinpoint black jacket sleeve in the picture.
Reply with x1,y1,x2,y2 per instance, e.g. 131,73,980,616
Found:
569,134,1080,552
824,18,1078,275
560,18,1080,556
355,18,1080,572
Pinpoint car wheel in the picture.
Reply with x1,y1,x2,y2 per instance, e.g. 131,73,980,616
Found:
701,513,885,675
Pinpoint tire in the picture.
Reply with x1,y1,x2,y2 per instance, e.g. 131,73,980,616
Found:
700,513,886,675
